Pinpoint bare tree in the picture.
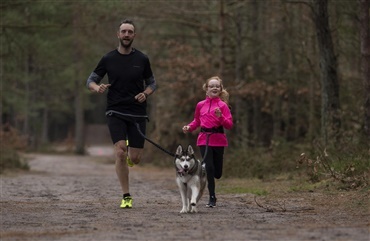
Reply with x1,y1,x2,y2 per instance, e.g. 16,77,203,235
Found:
311,0,341,145
219,0,226,77
73,3,85,154
358,0,370,145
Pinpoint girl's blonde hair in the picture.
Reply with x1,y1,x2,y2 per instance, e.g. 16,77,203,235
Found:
202,76,230,105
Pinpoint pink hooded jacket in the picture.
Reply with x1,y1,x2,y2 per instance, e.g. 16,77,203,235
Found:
188,96,233,147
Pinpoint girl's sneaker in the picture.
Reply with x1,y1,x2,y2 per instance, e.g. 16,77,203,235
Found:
206,196,217,208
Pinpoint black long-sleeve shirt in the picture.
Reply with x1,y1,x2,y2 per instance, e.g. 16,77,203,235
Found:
87,48,156,116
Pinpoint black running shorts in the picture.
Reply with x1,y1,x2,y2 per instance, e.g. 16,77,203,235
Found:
106,115,146,148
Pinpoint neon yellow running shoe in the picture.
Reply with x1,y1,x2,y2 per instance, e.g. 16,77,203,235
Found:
126,156,134,167
125,140,134,167
120,196,133,208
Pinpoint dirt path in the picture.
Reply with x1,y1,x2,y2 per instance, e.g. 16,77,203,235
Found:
1,147,369,241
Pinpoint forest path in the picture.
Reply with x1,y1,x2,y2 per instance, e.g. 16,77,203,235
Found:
1,146,368,241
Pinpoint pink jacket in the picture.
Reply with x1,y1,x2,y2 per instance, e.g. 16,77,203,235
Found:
188,96,233,147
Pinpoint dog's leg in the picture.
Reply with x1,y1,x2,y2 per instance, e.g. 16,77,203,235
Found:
189,179,201,213
187,188,192,212
176,179,189,213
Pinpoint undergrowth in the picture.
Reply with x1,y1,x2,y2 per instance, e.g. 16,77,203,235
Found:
295,141,369,190
0,124,29,174
224,139,369,190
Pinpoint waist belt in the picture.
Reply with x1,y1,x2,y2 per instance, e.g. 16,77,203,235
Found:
200,126,224,133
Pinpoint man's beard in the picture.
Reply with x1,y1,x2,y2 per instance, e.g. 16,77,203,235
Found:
120,38,133,48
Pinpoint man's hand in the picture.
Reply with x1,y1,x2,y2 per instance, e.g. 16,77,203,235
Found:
135,92,147,103
96,84,111,93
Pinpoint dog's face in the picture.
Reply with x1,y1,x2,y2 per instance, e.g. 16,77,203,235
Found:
174,145,196,174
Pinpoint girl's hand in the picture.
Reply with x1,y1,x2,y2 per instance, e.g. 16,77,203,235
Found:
182,125,190,133
215,108,222,117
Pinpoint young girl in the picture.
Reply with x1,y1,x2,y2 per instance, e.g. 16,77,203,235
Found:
182,76,233,207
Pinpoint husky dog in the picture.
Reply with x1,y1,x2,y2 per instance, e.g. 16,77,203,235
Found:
174,144,207,213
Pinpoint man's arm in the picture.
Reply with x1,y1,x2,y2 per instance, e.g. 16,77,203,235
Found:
86,72,110,93
143,76,157,97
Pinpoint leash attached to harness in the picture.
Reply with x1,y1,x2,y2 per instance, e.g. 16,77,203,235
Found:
106,111,176,157
134,122,176,157
200,126,224,163
106,110,223,161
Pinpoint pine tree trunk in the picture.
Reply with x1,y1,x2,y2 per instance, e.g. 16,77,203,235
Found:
359,0,370,144
311,0,341,145
73,3,85,155
41,108,49,145
218,0,226,77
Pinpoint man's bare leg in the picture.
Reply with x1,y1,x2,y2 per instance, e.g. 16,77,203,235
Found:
114,140,143,194
114,140,129,194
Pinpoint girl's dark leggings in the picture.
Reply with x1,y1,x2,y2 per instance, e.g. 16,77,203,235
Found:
199,146,224,197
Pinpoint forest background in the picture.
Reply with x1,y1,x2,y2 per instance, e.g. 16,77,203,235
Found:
1,0,369,188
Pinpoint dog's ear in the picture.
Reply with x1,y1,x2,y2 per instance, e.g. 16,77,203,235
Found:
175,145,183,156
187,145,194,155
